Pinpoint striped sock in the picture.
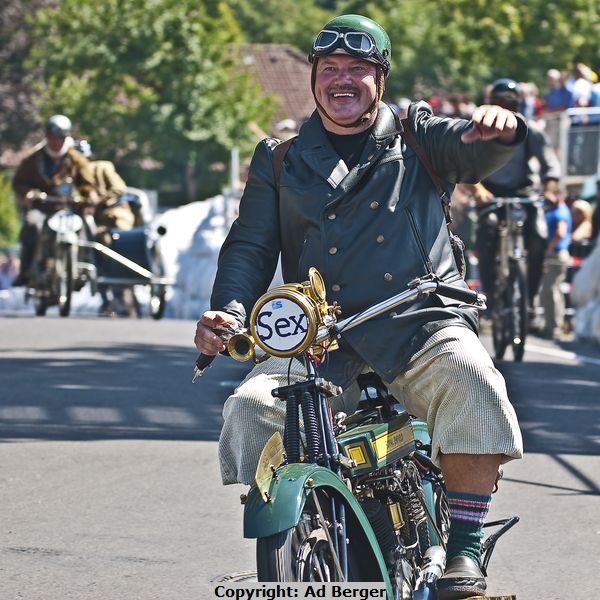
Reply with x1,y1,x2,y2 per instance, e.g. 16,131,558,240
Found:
446,491,492,565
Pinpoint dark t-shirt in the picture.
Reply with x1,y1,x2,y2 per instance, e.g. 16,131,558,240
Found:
326,129,371,170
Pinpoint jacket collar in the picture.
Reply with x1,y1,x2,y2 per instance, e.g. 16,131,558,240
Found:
297,103,401,191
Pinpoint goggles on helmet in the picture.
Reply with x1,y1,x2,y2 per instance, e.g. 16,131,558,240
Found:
311,29,390,75
314,29,376,54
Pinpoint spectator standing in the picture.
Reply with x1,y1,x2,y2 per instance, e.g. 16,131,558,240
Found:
539,191,572,339
570,199,594,243
570,241,600,344
0,251,19,289
543,69,574,113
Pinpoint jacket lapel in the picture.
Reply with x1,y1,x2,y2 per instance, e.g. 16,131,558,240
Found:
297,104,402,199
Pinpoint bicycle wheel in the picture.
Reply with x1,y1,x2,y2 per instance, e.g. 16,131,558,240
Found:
491,286,509,361
256,489,369,583
508,261,528,362
56,244,74,317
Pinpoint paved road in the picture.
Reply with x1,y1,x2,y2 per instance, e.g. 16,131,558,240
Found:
1,315,598,599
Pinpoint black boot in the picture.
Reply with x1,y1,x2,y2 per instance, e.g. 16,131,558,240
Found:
437,555,487,599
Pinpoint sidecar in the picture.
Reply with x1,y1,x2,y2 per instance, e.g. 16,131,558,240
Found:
81,223,172,319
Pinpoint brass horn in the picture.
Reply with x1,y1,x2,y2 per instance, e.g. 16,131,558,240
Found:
227,331,268,364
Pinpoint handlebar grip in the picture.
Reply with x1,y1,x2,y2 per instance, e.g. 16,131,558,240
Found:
192,353,217,382
436,282,486,306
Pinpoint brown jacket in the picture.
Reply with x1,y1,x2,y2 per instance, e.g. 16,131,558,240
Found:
12,145,95,207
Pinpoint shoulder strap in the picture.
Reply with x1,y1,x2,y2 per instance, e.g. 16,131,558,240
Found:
272,136,296,191
400,117,452,225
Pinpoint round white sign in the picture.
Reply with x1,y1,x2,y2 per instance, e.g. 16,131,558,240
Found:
253,296,311,353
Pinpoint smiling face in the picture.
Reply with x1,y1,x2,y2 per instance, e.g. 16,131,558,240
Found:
314,54,378,133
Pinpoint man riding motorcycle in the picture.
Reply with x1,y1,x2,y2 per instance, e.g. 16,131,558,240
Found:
12,115,96,286
195,15,526,599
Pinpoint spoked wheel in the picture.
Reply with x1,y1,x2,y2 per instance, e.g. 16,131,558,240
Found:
256,489,364,582
491,287,509,361
508,262,528,362
149,251,166,320
56,244,74,317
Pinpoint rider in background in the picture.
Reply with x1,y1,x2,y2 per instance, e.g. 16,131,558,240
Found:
75,139,137,317
464,79,561,321
74,140,134,238
11,115,97,287
195,15,526,599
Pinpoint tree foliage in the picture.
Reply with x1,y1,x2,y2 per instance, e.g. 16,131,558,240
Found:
224,0,333,55
27,0,276,201
4,0,600,202
339,0,600,100
0,172,20,248
0,0,56,150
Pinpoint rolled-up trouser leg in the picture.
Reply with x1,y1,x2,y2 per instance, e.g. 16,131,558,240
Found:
386,325,523,467
219,358,306,485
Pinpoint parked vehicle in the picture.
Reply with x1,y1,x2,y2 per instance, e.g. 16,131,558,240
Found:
193,269,518,598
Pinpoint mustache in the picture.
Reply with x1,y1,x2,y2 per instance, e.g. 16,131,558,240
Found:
328,85,358,94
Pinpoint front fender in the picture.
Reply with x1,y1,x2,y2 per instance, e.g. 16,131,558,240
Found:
243,463,391,589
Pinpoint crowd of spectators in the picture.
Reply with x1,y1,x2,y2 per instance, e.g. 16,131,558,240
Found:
412,62,600,345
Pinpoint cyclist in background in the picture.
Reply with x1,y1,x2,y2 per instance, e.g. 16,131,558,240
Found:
464,79,561,322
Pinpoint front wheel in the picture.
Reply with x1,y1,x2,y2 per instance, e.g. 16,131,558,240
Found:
256,489,365,582
56,244,74,317
508,261,528,362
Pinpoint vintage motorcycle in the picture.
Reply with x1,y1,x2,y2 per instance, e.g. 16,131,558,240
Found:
28,179,95,317
28,182,169,319
194,269,518,599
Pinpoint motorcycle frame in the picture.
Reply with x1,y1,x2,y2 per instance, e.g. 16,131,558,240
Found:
243,368,394,596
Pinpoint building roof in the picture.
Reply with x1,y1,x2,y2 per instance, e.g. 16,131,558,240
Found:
239,44,315,137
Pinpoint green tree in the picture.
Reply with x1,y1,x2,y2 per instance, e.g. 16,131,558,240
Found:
0,172,19,248
224,0,334,54
27,0,276,202
339,0,600,101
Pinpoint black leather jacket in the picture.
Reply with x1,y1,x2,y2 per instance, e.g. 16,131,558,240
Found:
211,102,527,388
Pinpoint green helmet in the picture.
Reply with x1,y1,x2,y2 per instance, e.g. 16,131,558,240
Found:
310,14,391,77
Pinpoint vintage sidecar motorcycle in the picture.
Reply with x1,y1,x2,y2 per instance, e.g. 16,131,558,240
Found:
28,183,170,319
194,269,519,599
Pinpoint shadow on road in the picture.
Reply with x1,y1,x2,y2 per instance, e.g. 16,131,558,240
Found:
2,337,598,464
0,342,253,442
496,359,600,457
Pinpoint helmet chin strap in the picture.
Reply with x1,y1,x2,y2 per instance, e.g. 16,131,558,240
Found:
311,63,385,129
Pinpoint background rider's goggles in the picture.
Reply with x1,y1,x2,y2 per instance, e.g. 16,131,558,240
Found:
312,29,377,58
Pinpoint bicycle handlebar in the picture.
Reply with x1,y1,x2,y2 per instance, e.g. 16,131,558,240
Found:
476,196,544,218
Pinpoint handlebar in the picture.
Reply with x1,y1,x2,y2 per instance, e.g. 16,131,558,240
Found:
476,196,544,218
192,276,486,382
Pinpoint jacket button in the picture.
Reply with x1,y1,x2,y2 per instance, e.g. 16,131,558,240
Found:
376,234,385,243
328,213,336,220
329,247,338,255
331,284,341,292
370,201,379,209
384,272,393,282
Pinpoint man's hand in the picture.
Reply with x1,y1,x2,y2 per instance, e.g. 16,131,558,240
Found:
461,105,519,144
194,310,239,355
